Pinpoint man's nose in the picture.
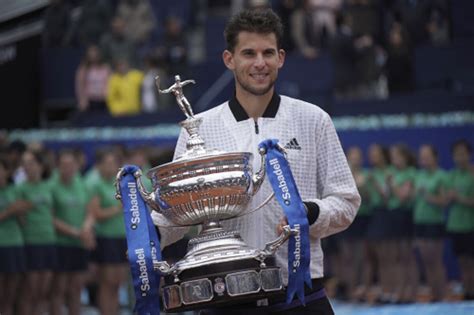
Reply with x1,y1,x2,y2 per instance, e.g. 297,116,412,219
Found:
254,54,265,68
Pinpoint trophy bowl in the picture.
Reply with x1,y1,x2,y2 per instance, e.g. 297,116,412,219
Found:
147,151,265,226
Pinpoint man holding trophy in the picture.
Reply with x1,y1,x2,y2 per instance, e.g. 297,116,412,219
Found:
116,8,360,315
153,8,360,315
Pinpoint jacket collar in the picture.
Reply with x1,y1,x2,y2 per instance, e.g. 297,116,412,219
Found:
228,91,281,122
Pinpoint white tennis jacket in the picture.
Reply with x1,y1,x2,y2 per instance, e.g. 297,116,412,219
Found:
152,94,361,283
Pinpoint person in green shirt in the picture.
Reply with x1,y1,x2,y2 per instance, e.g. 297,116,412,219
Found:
446,140,474,300
0,159,28,315
365,143,391,303
413,144,448,302
385,143,417,303
50,149,95,315
88,148,128,315
15,149,57,315
338,146,373,302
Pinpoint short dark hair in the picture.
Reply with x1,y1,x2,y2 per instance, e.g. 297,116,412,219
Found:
224,9,284,52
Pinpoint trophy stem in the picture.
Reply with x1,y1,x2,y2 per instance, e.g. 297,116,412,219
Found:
201,220,222,232
179,117,207,156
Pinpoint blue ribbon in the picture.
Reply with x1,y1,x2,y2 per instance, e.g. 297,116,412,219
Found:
258,139,312,305
118,165,161,315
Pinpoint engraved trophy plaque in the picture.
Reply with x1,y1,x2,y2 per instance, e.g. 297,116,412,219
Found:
116,75,296,312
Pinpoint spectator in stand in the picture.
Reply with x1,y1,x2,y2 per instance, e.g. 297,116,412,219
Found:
0,159,27,315
290,0,319,59
161,16,189,76
385,20,413,94
88,148,128,315
75,45,111,114
344,0,387,100
141,52,171,113
445,140,474,301
99,16,138,67
15,150,57,315
273,0,298,52
42,0,72,48
50,149,95,315
329,12,358,99
76,0,112,46
412,144,448,302
116,0,156,45
390,0,449,46
106,58,144,116
425,6,450,46
313,0,342,45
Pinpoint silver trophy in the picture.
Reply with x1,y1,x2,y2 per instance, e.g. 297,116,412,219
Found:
116,75,295,312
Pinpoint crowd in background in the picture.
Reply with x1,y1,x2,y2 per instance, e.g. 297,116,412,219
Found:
39,0,453,119
0,132,473,314
323,140,474,305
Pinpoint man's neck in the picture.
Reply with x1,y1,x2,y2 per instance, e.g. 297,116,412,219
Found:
235,87,274,120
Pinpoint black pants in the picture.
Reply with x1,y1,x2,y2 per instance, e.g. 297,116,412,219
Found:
198,279,334,315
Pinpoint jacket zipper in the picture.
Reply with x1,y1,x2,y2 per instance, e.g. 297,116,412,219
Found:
254,120,259,134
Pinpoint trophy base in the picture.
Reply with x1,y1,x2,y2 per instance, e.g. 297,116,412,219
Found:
162,257,284,312
156,225,294,312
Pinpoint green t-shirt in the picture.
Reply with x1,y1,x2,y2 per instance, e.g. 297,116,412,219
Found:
367,167,390,210
446,168,474,232
387,167,415,211
51,175,91,246
413,169,447,225
16,180,56,244
0,184,24,246
356,169,372,216
91,176,125,238
84,167,101,187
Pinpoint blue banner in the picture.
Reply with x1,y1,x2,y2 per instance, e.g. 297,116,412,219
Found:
258,139,312,305
118,165,162,315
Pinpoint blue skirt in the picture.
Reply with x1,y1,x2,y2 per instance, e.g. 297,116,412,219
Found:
0,246,27,273
25,244,58,271
56,246,89,272
414,223,445,239
91,237,128,264
367,208,413,240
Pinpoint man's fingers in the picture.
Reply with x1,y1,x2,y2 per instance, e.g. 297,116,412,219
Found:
276,217,289,235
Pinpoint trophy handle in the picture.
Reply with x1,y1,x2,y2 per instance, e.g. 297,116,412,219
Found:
251,147,268,195
256,225,298,265
115,168,163,213
154,260,177,277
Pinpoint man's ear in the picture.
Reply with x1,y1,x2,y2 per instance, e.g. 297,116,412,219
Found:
278,49,286,69
222,50,235,70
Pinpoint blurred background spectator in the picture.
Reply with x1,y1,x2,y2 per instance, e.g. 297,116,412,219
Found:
75,0,113,47
115,0,156,46
106,58,144,116
99,16,138,67
75,45,111,114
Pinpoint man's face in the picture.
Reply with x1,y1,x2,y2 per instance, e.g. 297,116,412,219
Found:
223,32,285,96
